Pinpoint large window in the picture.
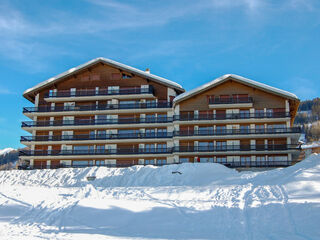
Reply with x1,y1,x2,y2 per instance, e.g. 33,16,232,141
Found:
240,110,250,119
72,160,93,166
216,125,226,134
216,157,227,164
157,159,167,165
216,141,227,151
157,144,167,152
198,126,213,135
96,145,105,154
180,158,189,163
145,144,155,152
199,157,214,163
157,128,167,137
145,129,155,137
145,159,155,165
198,142,213,151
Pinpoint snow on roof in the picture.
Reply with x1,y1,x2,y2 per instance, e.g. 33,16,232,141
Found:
301,142,320,149
23,57,184,97
174,74,299,104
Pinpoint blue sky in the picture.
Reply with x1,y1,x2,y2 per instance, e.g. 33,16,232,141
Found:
0,0,319,149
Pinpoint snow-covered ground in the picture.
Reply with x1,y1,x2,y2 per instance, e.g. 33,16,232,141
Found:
0,155,320,240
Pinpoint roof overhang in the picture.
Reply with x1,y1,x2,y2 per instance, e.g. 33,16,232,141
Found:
174,74,299,105
23,57,185,102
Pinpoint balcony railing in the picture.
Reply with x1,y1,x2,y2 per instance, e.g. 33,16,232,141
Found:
25,160,296,170
21,112,292,128
209,97,253,104
44,86,154,98
19,148,173,156
21,132,173,142
174,112,291,121
174,144,299,152
19,144,299,157
175,127,301,136
20,128,301,142
21,117,173,128
23,101,173,113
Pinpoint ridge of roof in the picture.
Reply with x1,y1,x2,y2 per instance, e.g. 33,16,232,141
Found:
173,74,299,104
23,57,184,97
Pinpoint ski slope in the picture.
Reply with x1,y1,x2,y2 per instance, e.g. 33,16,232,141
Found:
0,155,319,240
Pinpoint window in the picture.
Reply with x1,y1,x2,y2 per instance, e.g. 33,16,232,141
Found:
157,159,167,165
266,109,273,117
216,141,226,151
145,159,155,165
157,114,167,122
146,114,156,122
216,125,226,134
145,144,155,152
198,126,213,135
157,128,167,137
145,129,155,137
122,73,132,79
255,124,265,133
96,160,105,166
108,86,119,94
90,131,95,139
199,157,214,163
198,142,213,151
64,102,75,110
97,130,106,139
73,145,89,154
180,158,189,163
73,160,93,167
255,109,264,118
96,145,105,154
240,125,249,134
62,131,73,140
157,144,167,152
146,100,156,107
216,157,227,163
240,110,250,119
70,88,76,97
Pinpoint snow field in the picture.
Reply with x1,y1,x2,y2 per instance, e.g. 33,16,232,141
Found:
0,154,320,239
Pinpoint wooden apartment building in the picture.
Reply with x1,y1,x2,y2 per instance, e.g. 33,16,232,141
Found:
20,58,301,169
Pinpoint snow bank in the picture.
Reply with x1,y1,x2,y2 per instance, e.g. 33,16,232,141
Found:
0,155,319,240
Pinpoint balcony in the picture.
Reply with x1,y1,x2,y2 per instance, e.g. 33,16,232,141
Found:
20,132,173,142
23,101,173,115
44,86,155,101
174,112,291,121
175,127,301,137
208,97,253,108
21,117,173,128
174,144,299,152
28,160,295,169
19,148,173,156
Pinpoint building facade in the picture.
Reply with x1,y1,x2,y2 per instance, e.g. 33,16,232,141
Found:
20,58,301,169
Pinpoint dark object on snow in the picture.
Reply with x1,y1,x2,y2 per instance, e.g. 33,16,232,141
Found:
172,171,182,175
87,176,96,181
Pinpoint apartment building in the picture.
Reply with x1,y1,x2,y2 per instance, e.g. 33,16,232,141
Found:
19,58,301,169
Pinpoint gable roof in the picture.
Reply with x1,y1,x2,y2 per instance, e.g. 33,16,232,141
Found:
23,57,184,101
173,74,299,104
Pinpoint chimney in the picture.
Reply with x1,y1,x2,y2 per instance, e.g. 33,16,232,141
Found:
145,68,150,74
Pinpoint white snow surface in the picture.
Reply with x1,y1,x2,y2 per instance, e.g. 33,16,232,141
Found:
24,57,184,96
174,74,299,104
0,154,320,239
